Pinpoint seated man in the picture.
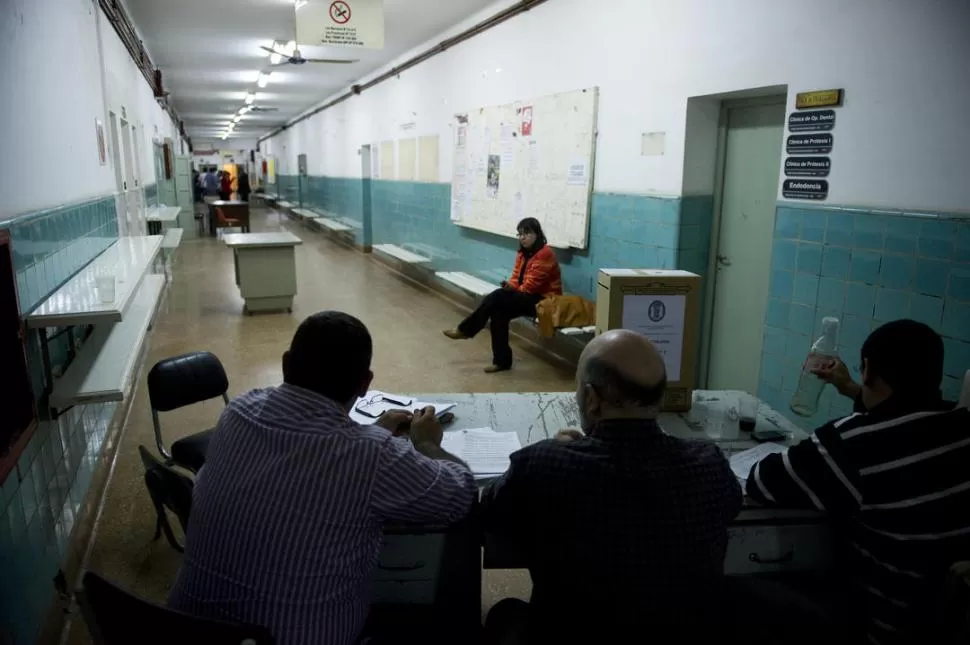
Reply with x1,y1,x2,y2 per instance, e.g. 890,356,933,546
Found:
169,311,476,645
480,329,743,643
747,319,969,644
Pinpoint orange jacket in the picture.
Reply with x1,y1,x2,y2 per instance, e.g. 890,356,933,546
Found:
508,245,563,297
535,295,596,337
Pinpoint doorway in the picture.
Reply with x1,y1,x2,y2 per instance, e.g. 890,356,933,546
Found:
705,98,786,393
120,119,139,235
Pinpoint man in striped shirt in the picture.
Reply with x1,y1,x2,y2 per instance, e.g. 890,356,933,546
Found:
747,320,969,644
169,311,477,645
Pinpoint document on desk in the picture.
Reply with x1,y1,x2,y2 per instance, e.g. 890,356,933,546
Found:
729,442,788,482
350,390,456,425
440,428,522,477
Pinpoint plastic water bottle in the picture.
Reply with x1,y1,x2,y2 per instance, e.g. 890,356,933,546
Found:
790,317,840,418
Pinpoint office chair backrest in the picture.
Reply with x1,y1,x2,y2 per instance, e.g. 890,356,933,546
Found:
78,571,274,645
148,351,230,412
138,445,194,534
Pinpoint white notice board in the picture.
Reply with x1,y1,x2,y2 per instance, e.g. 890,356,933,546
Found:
450,87,598,249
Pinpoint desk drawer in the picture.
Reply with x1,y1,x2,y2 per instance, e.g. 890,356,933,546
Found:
373,534,445,582
726,523,833,575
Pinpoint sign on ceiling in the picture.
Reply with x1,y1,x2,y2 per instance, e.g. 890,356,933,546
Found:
296,0,385,49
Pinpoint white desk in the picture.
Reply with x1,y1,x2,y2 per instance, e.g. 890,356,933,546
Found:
26,236,164,328
404,390,830,576
145,206,181,235
222,232,303,314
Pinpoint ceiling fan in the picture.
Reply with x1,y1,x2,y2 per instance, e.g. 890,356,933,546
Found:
260,45,357,66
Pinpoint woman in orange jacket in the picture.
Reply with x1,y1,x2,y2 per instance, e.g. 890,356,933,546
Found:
444,217,562,372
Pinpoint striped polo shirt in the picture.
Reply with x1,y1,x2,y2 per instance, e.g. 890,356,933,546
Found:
168,383,477,645
746,396,969,644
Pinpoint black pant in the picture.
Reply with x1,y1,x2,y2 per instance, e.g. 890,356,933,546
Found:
458,289,541,368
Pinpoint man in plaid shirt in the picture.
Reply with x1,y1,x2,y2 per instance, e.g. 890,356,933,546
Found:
480,330,743,643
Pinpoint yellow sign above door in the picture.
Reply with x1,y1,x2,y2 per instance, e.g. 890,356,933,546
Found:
795,89,844,110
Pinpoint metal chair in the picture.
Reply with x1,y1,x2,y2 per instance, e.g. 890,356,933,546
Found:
138,445,194,553
147,351,229,473
78,570,274,645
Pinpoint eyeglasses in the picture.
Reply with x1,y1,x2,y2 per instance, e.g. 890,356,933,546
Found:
353,393,414,418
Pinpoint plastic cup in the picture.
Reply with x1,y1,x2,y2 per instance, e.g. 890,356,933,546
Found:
738,394,758,432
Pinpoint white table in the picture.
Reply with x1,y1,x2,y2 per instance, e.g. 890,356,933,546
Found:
222,232,303,314
145,206,181,235
405,390,831,576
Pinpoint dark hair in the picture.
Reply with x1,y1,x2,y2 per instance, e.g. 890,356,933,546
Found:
581,356,667,408
861,319,943,397
516,217,547,252
282,311,372,403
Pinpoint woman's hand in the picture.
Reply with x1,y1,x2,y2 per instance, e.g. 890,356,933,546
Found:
500,281,515,291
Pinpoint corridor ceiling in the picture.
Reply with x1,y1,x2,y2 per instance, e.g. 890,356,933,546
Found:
124,0,498,141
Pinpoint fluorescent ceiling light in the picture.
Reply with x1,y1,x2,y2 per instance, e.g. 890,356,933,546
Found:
245,93,255,105
233,115,242,123
295,1,308,10
257,72,271,88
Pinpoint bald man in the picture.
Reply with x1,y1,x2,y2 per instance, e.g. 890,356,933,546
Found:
480,331,742,644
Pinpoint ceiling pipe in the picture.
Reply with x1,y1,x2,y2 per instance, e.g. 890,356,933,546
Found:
258,0,550,144
98,0,184,135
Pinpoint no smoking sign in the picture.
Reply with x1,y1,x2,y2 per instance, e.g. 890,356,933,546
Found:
329,1,351,24
296,0,385,49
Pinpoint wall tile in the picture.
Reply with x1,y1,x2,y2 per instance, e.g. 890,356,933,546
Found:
943,300,970,342
849,250,882,284
763,326,787,356
874,288,911,323
955,226,970,263
771,239,797,271
914,259,950,297
879,253,915,290
844,283,877,317
817,277,845,311
792,273,819,306
885,219,920,254
821,247,850,279
789,303,816,336
769,270,794,301
796,242,822,274
948,267,970,301
800,209,826,243
765,298,789,328
909,294,945,329
840,315,871,353
760,353,786,387
825,212,853,247
775,208,801,239
943,338,970,379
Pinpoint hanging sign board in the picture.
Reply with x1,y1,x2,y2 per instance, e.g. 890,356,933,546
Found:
795,89,843,109
786,133,833,154
788,109,836,132
296,0,385,49
783,179,829,200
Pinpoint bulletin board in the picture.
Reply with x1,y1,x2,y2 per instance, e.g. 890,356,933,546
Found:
450,87,598,249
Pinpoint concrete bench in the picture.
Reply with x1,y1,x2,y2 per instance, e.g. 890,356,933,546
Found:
50,274,165,408
310,217,352,233
373,244,430,264
435,271,498,298
161,228,183,250
291,208,318,221
277,200,295,209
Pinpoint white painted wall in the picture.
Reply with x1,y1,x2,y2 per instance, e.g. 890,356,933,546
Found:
263,0,970,213
0,0,186,220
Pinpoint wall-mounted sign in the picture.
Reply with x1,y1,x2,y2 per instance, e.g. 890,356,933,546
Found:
787,133,833,154
795,89,844,109
788,110,836,132
296,0,385,49
784,156,831,177
783,179,829,200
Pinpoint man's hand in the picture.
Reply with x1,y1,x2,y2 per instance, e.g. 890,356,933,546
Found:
375,410,412,437
410,406,443,447
555,429,585,442
811,358,861,399
501,281,515,291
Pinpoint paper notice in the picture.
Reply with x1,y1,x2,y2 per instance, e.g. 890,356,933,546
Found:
487,154,501,199
527,141,540,178
567,157,588,185
513,192,524,219
621,294,687,381
729,443,788,481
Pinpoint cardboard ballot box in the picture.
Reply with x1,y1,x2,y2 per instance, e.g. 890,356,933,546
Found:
596,269,702,412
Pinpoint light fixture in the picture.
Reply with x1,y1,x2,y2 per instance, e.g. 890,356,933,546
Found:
238,106,248,115
245,93,255,105
295,1,308,10
257,72,271,88
233,115,242,123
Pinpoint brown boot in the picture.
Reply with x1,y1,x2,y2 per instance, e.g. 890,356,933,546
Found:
484,364,511,374
442,329,469,340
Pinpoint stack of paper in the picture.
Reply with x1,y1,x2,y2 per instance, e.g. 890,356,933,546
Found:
440,427,522,479
729,442,788,482
349,390,455,426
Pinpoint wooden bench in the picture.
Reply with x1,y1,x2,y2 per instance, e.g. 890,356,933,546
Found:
373,244,430,264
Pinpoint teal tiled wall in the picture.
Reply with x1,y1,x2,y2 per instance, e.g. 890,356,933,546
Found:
759,205,970,430
1,194,121,645
289,176,710,301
